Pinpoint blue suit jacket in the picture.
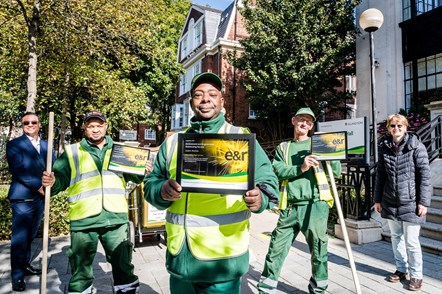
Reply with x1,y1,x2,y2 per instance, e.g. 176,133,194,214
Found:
6,134,53,200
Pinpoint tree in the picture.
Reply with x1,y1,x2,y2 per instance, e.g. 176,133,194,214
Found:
0,0,189,143
233,0,360,140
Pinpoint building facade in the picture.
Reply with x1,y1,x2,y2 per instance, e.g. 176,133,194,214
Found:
172,1,266,135
356,0,442,123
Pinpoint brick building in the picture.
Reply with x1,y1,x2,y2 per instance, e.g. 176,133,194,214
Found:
171,1,266,136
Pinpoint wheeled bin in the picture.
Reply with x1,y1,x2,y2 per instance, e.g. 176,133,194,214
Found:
127,182,166,245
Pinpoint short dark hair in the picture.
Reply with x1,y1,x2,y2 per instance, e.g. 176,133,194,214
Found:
22,112,39,120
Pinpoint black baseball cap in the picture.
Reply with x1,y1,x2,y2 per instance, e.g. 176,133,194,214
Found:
191,72,223,93
84,110,106,123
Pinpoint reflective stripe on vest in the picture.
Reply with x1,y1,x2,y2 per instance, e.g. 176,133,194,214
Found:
165,122,251,260
65,144,128,221
278,141,290,210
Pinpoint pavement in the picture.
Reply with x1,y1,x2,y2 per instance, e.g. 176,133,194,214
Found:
1,210,442,294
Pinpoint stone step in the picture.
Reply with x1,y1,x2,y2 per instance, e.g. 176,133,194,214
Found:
434,185,442,197
432,195,442,209
382,232,442,256
427,207,442,224
421,221,442,242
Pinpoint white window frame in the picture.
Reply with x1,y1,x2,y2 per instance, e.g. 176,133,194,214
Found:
144,129,156,140
180,35,188,60
194,20,203,48
188,19,195,51
180,73,186,96
248,104,257,119
183,98,194,127
345,75,357,93
171,104,185,131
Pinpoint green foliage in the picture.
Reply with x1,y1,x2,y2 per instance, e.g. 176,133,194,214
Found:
233,0,361,139
0,0,190,142
0,187,13,240
0,187,70,241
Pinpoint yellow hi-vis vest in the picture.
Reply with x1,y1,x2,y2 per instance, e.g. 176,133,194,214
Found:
65,143,128,221
278,141,291,210
165,122,252,260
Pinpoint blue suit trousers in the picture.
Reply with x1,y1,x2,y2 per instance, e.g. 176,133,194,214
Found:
10,197,44,280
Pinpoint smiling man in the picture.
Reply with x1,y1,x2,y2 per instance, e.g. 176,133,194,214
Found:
6,112,53,291
258,108,342,294
144,72,279,293
42,111,141,294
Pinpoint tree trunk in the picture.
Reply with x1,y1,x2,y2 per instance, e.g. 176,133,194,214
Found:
59,72,70,155
26,0,41,113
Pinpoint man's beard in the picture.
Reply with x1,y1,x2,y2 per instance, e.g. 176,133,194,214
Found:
87,135,105,144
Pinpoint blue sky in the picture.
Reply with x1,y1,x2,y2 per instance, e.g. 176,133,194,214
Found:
192,0,232,11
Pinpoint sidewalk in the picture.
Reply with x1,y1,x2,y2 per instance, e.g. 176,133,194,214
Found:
1,210,441,293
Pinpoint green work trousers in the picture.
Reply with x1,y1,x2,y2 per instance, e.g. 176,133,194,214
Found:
67,223,138,293
170,275,241,294
258,201,329,294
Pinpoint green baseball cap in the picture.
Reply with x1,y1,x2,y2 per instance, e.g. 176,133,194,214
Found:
294,107,316,122
191,72,223,93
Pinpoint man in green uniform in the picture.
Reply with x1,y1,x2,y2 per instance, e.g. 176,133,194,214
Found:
144,72,279,293
42,111,140,294
257,108,341,294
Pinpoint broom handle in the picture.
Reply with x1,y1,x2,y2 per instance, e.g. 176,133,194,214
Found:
40,112,54,294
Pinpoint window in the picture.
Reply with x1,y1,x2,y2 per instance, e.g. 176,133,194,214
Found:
193,61,202,79
188,19,194,51
194,20,203,48
144,129,156,140
403,0,442,20
180,35,188,60
171,104,185,130
403,0,412,20
183,98,194,127
249,105,257,119
180,74,186,96
181,61,201,96
404,62,413,110
404,53,442,110
345,75,357,93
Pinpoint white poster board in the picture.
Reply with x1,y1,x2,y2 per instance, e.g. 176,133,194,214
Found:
147,205,166,223
318,117,369,164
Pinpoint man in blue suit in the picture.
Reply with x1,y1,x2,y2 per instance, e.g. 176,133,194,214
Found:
6,112,52,292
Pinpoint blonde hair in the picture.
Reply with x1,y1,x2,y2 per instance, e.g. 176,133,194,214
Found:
386,114,409,129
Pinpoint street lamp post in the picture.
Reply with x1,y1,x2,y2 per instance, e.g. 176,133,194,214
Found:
359,8,384,164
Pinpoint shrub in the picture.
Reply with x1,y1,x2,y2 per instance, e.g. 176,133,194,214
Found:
378,109,430,138
0,186,70,241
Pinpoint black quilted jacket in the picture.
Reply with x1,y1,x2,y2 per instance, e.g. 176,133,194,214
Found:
374,132,431,224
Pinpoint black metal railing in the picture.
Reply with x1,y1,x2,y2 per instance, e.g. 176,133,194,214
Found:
415,115,442,163
261,115,442,220
336,161,374,220
338,114,442,220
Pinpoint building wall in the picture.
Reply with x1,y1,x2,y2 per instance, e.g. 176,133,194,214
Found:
356,0,404,124
174,2,267,138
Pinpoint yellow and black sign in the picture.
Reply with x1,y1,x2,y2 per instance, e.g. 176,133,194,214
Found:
311,131,347,161
108,142,150,175
177,133,255,194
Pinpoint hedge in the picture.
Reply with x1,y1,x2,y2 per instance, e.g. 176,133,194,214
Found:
0,186,70,241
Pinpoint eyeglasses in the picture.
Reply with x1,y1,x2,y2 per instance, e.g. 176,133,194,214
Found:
389,124,403,129
23,121,38,126
297,117,313,125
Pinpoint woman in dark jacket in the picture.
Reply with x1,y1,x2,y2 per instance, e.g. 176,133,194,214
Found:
374,114,431,291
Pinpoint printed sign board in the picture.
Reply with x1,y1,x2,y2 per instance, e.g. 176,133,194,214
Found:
176,133,256,194
311,131,348,161
109,142,150,175
317,117,369,163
